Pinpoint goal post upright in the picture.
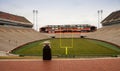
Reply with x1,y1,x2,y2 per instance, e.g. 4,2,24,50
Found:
59,25,63,48
59,25,74,55
71,25,74,48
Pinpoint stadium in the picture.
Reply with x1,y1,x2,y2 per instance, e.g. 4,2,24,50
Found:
0,11,120,57
0,10,120,71
1,10,120,58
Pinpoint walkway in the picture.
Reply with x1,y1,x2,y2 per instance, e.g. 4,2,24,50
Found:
0,58,120,71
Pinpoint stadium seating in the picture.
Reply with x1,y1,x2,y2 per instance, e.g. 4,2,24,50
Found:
0,11,31,24
85,24,120,46
0,26,49,52
102,10,120,26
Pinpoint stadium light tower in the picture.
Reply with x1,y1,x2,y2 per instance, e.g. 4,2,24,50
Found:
33,10,38,31
97,10,103,29
33,10,35,30
97,10,100,29
36,10,38,31
100,10,103,22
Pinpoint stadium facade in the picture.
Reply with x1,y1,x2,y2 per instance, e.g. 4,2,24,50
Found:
40,24,96,33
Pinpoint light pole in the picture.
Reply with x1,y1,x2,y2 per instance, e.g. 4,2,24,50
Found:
36,10,38,31
100,10,103,22
33,10,35,29
33,10,38,31
97,10,100,29
97,10,103,29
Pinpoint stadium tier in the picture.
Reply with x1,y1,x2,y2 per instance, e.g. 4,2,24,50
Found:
86,24,120,46
101,10,120,26
86,10,120,46
0,11,49,56
0,26,49,52
0,11,33,28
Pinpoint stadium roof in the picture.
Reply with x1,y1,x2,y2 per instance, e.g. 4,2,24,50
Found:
0,11,32,26
101,10,120,25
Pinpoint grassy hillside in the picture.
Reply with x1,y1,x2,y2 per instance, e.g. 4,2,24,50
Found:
11,38,120,57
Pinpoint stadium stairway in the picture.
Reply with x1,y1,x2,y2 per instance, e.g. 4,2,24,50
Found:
0,26,49,54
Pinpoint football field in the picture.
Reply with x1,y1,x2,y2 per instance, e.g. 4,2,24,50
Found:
11,38,120,58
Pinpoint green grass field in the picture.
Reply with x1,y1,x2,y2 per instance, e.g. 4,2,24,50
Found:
11,38,120,57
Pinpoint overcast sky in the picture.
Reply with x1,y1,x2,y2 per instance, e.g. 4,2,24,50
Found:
0,0,120,30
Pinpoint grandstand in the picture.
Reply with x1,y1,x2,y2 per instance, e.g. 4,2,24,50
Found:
40,24,96,38
86,10,120,46
0,11,32,28
0,11,49,56
102,10,120,26
40,24,96,33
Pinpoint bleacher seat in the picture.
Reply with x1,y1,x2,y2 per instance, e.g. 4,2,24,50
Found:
85,24,120,46
0,26,49,52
